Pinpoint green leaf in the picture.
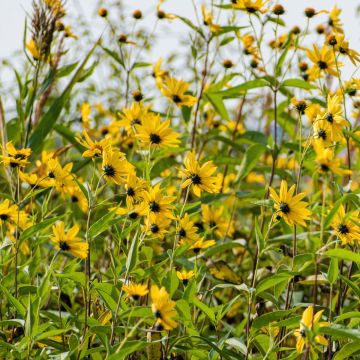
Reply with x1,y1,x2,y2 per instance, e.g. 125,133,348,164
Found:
281,78,316,90
252,308,298,330
193,297,216,324
89,209,116,238
339,275,360,299
0,285,26,318
28,40,98,152
19,217,61,242
126,232,139,273
327,258,339,285
238,144,267,181
325,248,360,264
256,273,292,295
93,283,119,312
320,325,360,340
255,217,265,254
333,341,360,360
56,272,86,287
204,92,229,121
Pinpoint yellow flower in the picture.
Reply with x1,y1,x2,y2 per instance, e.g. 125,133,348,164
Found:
152,58,169,87
145,214,172,239
115,202,148,220
176,270,195,285
136,114,180,149
150,285,178,331
125,175,147,208
102,149,134,185
314,146,351,177
26,38,41,60
180,152,220,197
51,222,88,259
306,45,340,79
1,142,31,168
201,4,220,33
305,103,322,124
177,213,201,245
333,34,360,65
328,6,343,34
116,102,151,134
290,97,308,115
142,184,175,219
0,199,29,229
331,205,360,245
312,119,333,149
160,76,197,108
80,102,91,129
269,180,311,227
294,306,329,354
68,185,88,213
202,204,234,238
190,238,216,253
246,172,265,184
122,283,148,300
318,94,347,141
156,1,176,21
232,0,268,14
46,159,75,193
75,131,112,158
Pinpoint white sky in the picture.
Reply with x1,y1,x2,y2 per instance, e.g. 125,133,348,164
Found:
0,0,359,74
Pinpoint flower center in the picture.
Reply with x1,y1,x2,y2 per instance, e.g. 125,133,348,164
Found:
317,60,328,69
325,113,333,123
127,187,135,197
190,174,202,185
59,241,70,251
149,201,160,212
320,164,330,172
172,95,182,103
154,309,162,318
131,119,141,126
0,214,9,221
318,129,327,140
71,196,79,203
151,224,159,233
179,228,186,237
150,133,161,144
103,164,116,177
279,202,290,214
48,171,55,178
129,212,138,219
338,224,349,234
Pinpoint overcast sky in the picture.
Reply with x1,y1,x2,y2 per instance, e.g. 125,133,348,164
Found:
0,0,359,76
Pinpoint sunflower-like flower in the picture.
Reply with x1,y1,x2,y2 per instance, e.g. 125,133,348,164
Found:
190,238,216,253
202,204,234,238
312,119,333,148
116,102,151,134
150,285,178,331
122,282,148,300
333,34,360,65
125,175,147,207
136,114,180,149
306,45,340,79
180,152,220,197
75,131,112,158
201,4,220,33
51,221,88,259
115,202,148,220
294,306,329,354
160,76,197,108
317,94,347,141
145,214,172,239
232,0,268,14
305,103,322,124
102,149,134,185
269,180,311,227
331,205,360,245
177,213,201,245
314,146,351,176
0,199,30,229
176,270,195,285
290,98,308,115
328,6,343,34
142,184,175,219
1,142,31,168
